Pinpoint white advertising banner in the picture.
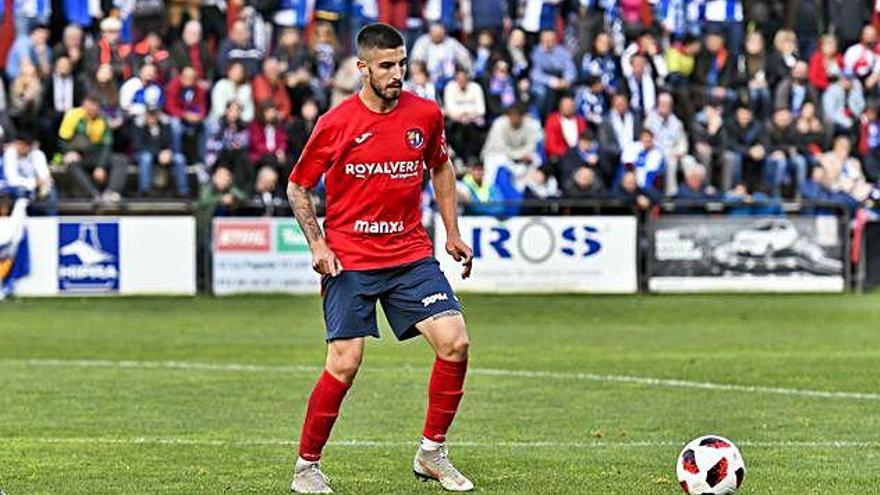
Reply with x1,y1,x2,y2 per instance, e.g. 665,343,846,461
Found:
211,218,320,295
435,216,638,293
14,216,196,296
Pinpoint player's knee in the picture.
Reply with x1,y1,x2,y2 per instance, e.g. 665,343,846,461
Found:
326,350,362,384
439,334,469,362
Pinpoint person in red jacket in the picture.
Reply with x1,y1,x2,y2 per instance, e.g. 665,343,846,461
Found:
252,56,292,121
544,93,586,165
808,34,844,91
165,65,207,163
249,100,290,172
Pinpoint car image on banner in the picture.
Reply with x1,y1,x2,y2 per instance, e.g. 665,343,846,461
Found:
650,215,845,292
435,216,637,293
58,221,120,293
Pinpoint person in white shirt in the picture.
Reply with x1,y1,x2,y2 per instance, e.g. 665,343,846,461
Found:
410,22,473,89
644,92,688,195
443,67,486,162
1,131,54,213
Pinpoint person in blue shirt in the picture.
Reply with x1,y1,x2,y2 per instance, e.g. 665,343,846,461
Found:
529,29,576,118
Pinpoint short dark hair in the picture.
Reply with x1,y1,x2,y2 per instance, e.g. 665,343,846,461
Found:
356,23,404,56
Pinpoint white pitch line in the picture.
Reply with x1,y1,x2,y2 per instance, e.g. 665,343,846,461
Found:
5,358,880,402
2,437,878,450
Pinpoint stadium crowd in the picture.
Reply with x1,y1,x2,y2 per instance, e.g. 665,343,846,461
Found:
0,0,879,217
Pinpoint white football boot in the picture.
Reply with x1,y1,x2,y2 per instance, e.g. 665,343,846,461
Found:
291,458,333,494
413,441,474,492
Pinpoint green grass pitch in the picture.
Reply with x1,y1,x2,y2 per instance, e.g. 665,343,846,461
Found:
1,293,879,494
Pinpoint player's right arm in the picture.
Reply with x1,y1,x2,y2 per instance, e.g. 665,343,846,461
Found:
287,119,343,277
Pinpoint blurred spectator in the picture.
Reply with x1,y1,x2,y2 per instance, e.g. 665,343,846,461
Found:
405,61,437,102
860,104,880,183
724,105,769,194
131,31,173,81
817,135,875,204
574,75,606,130
469,0,509,43
612,169,654,211
580,32,618,92
171,21,214,82
411,22,473,89
702,0,745,55
86,17,132,82
691,103,728,190
131,106,189,197
482,104,543,184
506,28,530,80
664,34,700,88
644,92,687,195
40,56,84,155
563,165,606,200
559,130,603,185
766,109,807,197
808,34,844,92
2,131,53,205
793,101,827,163
194,166,247,229
828,0,871,48
470,29,502,80
131,0,167,42
766,29,799,89
57,95,127,203
481,58,518,120
52,25,85,78
216,19,265,78
331,57,361,107
8,61,43,129
287,98,320,180
621,32,667,85
693,30,735,109
522,166,560,209
529,29,576,116
274,27,315,76
676,163,716,200
165,66,208,163
774,61,818,117
253,57,293,121
10,0,51,37
254,165,280,215
456,162,505,216
843,25,878,80
310,21,341,90
618,128,665,198
205,101,251,189
444,67,486,163
249,101,289,174
739,31,771,120
623,54,656,116
119,63,164,120
544,93,586,164
5,24,52,80
88,64,124,141
210,61,254,124
823,73,865,134
599,93,642,175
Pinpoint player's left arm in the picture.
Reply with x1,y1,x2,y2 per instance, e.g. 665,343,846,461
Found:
431,158,473,279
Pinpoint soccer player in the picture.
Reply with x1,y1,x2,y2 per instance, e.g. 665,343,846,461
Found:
286,23,475,493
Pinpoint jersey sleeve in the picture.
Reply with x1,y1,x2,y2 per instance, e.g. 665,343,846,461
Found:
424,104,450,170
289,116,336,188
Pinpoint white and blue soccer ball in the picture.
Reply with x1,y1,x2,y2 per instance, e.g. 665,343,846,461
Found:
676,435,746,494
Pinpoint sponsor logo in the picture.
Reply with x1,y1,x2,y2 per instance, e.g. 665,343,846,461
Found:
354,131,373,145
405,128,425,149
343,160,423,180
58,222,120,293
214,222,271,252
276,222,310,253
421,292,449,307
353,220,404,234
471,220,602,263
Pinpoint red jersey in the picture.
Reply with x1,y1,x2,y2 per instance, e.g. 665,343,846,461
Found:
289,91,449,270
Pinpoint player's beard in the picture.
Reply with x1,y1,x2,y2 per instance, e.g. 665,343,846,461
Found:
368,70,401,102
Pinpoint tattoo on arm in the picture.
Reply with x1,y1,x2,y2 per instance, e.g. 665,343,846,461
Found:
287,181,324,245
431,309,461,321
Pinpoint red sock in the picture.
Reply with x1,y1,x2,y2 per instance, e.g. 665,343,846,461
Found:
423,357,468,443
298,370,351,461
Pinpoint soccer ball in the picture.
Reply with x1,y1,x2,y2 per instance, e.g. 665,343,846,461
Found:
676,435,745,494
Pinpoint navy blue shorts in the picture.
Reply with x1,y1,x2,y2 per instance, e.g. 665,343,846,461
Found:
321,257,462,342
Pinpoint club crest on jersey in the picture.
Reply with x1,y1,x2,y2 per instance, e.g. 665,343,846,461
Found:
405,128,425,150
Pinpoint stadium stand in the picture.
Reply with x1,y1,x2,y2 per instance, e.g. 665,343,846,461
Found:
0,0,878,219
